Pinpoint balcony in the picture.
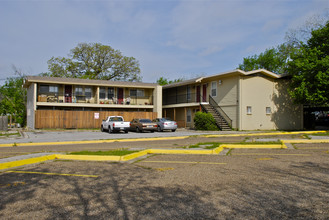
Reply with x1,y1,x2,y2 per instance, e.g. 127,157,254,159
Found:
37,93,153,106
163,93,207,105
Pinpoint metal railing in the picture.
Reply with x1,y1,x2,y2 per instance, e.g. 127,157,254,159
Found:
208,95,232,128
163,93,206,105
37,92,153,105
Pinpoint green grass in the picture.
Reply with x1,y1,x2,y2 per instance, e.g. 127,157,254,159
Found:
310,131,329,136
0,132,20,137
68,149,139,156
188,142,222,149
187,141,283,150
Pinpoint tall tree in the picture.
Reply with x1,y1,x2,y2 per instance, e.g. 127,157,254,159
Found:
156,77,184,85
288,21,329,106
44,43,142,82
0,67,26,126
238,44,292,74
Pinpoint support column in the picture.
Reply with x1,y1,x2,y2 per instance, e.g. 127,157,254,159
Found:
184,107,186,128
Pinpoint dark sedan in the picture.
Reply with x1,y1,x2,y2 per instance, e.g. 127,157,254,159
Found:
130,118,158,133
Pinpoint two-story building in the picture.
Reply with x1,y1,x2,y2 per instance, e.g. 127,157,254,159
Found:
162,69,303,130
24,76,162,129
24,69,304,130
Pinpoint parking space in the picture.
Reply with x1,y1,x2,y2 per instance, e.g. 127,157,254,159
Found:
1,132,329,219
1,145,328,219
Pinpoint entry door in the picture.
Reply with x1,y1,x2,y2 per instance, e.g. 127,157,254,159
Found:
202,84,207,102
196,86,201,102
65,85,72,103
117,88,124,104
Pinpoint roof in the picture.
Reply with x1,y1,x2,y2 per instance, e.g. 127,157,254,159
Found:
163,69,287,89
23,76,159,88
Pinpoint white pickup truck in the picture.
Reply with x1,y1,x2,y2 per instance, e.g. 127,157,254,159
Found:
101,116,130,133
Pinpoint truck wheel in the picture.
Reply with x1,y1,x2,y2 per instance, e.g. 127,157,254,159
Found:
108,127,112,133
101,126,104,132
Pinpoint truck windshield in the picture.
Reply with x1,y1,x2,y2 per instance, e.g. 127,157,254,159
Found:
110,117,123,121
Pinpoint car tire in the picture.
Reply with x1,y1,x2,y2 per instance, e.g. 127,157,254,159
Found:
101,126,104,132
151,130,154,133
125,130,128,133
136,127,141,133
172,129,176,132
157,126,162,132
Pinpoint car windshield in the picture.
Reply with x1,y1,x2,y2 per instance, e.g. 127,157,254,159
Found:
160,118,171,122
140,119,152,123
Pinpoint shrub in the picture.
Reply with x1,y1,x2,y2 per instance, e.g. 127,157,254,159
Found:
193,111,219,131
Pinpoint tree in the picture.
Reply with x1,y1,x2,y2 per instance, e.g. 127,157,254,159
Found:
0,67,27,126
44,43,142,82
288,22,329,106
238,43,293,74
156,77,184,85
238,10,328,74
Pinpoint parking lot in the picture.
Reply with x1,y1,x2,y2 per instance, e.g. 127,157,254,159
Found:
1,131,329,219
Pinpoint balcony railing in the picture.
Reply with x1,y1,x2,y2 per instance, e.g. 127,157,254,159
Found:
37,92,153,105
163,93,206,105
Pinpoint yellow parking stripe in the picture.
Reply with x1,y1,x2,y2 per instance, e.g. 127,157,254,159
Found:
232,153,311,156
6,170,98,178
140,160,226,165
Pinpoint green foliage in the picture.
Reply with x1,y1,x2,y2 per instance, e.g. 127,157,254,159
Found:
44,43,142,81
0,77,26,126
288,22,329,105
238,43,293,74
156,77,184,85
193,111,219,131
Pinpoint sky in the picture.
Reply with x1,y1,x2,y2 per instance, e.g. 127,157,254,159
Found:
0,0,328,85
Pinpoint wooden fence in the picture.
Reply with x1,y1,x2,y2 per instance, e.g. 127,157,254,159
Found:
35,110,157,129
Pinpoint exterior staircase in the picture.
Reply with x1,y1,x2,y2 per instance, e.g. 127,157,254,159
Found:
201,96,232,131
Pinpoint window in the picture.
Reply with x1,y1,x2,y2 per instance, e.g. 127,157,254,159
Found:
85,87,92,99
130,89,145,97
99,87,106,99
211,81,217,97
39,85,58,93
247,106,252,115
75,86,83,96
266,107,271,115
187,86,191,100
187,109,192,123
108,87,115,99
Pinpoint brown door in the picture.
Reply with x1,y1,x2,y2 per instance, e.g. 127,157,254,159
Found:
196,86,200,102
118,88,124,104
65,85,72,103
202,84,207,102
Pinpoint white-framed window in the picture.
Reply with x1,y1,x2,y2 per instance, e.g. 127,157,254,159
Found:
75,86,83,96
49,85,58,93
247,106,252,115
187,86,191,100
40,85,58,93
108,87,115,99
99,87,106,99
85,87,92,99
211,81,217,97
130,89,145,97
187,108,192,123
266,107,271,115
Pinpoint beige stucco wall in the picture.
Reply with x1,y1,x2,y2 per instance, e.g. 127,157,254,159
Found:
202,75,239,129
26,83,36,129
153,85,162,118
239,76,303,130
